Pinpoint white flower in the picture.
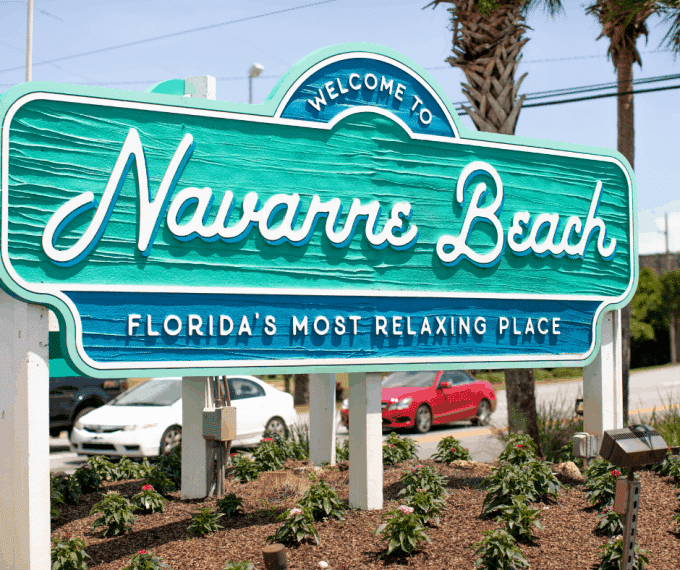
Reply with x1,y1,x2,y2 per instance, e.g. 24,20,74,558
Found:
398,505,414,514
318,562,329,568
289,507,303,517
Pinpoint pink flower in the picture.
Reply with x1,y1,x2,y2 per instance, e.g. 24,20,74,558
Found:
517,444,524,449
65,532,71,539
413,464,422,472
465,448,469,451
142,484,154,491
231,452,238,456
263,438,274,442
289,508,302,517
398,505,414,514
138,550,149,555
610,470,622,478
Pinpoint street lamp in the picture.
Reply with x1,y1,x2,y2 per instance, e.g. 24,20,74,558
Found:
248,63,264,104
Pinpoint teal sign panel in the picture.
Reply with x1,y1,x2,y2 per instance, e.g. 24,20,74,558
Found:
0,44,637,377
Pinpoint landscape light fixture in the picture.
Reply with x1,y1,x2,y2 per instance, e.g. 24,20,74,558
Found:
248,63,265,104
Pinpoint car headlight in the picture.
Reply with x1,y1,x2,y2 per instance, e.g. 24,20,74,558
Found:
74,419,84,430
122,423,158,431
387,397,412,411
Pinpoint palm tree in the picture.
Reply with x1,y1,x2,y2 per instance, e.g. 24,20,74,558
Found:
428,0,563,453
587,0,680,424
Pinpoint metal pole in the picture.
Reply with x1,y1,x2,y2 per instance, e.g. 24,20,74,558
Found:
249,76,253,104
620,470,640,570
26,0,33,81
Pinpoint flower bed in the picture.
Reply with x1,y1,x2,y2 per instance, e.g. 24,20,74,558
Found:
51,457,680,570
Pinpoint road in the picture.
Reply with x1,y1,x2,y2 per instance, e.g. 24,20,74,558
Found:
50,364,680,473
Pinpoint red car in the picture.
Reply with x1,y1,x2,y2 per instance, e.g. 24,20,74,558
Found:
340,370,496,434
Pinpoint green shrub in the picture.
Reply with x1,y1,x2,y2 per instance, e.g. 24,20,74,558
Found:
432,435,472,464
116,457,147,481
650,449,678,476
252,438,286,471
498,434,538,465
122,550,172,570
131,484,168,515
187,507,223,536
586,469,622,511
405,490,445,527
156,445,182,487
232,456,263,483
73,465,103,494
145,466,178,496
673,510,680,533
398,464,448,500
87,456,118,481
51,534,90,570
377,505,431,557
383,432,418,463
525,460,561,502
51,486,64,520
583,457,617,482
596,506,624,537
336,440,349,461
472,529,529,570
298,479,345,521
51,474,83,506
223,563,254,570
216,493,245,518
596,537,649,570
495,495,543,543
267,507,319,546
482,463,537,517
90,491,136,536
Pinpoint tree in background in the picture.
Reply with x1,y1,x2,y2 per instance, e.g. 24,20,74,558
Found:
428,0,563,453
661,271,680,362
587,0,680,423
631,268,661,346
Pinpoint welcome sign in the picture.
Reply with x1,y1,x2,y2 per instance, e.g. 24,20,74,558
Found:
0,44,636,377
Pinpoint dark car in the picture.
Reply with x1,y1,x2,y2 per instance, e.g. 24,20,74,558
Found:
340,370,496,434
49,376,128,437
48,330,128,437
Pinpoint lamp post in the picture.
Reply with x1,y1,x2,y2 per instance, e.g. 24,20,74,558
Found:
248,63,264,104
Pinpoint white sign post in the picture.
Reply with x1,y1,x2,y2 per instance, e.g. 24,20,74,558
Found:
0,290,50,569
348,372,383,510
583,310,624,437
309,373,337,467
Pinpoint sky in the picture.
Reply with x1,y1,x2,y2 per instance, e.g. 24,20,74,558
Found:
0,0,678,255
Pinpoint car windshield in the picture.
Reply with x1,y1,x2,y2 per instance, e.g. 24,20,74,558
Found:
381,371,437,389
110,379,182,406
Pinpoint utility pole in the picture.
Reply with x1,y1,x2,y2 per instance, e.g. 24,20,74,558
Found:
26,0,33,81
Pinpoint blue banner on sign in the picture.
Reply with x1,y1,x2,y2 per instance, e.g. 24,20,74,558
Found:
65,291,599,369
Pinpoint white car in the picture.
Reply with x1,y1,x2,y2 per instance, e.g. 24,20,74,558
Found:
69,376,298,458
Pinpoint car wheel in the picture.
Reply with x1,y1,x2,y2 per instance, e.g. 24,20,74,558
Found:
265,416,288,439
473,399,492,426
160,425,182,455
414,405,432,434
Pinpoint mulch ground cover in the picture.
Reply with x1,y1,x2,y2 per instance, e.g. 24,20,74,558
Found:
52,460,680,570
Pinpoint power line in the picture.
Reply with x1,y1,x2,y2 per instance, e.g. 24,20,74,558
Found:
449,72,680,107
521,83,680,108
0,0,338,75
